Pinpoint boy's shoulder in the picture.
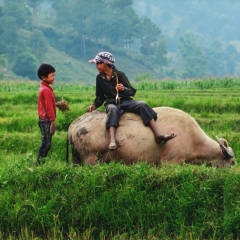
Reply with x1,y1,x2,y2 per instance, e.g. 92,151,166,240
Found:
113,69,126,77
39,82,53,93
113,69,122,74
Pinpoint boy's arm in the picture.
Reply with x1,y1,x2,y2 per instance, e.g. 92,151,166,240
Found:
43,89,56,122
117,71,136,96
89,77,106,110
86,105,96,112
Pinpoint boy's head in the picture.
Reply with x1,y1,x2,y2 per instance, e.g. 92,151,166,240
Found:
37,63,55,80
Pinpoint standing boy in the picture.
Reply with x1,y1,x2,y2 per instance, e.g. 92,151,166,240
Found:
36,63,57,165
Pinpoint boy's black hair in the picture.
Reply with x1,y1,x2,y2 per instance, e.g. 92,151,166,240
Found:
37,63,55,80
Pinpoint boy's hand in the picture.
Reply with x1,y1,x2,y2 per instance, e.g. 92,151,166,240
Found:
50,121,56,135
86,105,96,112
116,83,125,91
56,99,69,112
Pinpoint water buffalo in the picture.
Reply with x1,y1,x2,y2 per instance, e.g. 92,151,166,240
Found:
66,107,235,167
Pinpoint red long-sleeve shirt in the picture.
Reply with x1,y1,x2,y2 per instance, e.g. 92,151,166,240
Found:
38,81,56,121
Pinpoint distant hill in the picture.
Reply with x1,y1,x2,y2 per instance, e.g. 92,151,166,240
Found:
43,47,154,84
3,0,239,82
1,46,155,84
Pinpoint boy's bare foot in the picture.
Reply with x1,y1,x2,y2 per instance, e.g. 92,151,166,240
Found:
155,133,176,144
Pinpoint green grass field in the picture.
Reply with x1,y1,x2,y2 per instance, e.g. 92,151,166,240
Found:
0,79,240,239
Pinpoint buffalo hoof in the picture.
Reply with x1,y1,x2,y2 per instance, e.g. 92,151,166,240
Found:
108,141,117,150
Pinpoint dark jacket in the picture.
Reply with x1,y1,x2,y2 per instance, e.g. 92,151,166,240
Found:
93,69,136,108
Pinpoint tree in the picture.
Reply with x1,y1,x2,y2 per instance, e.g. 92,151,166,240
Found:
205,41,224,76
205,41,239,76
137,18,167,74
52,0,103,59
28,29,48,61
12,52,38,80
51,0,142,57
0,54,8,79
0,54,8,67
0,0,32,59
177,32,207,78
139,18,161,55
107,7,140,50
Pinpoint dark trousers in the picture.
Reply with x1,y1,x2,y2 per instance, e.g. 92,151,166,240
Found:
36,118,52,164
105,99,157,129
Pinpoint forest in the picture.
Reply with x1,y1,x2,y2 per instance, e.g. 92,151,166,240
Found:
0,0,240,82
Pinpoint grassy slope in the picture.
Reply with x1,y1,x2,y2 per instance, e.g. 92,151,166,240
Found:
43,46,96,84
43,46,153,84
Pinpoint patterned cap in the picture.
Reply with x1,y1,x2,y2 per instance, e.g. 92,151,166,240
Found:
89,52,115,65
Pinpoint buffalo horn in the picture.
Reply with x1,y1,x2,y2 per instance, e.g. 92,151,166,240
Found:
216,136,235,158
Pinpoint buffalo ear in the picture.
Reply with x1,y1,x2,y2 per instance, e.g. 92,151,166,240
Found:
216,136,235,158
